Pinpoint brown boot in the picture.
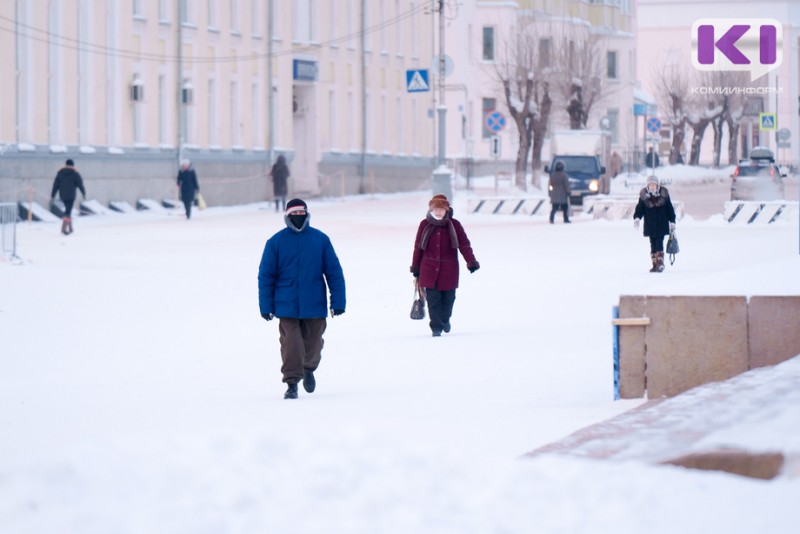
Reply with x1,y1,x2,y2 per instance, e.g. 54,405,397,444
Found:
655,251,665,272
61,218,69,235
649,253,659,272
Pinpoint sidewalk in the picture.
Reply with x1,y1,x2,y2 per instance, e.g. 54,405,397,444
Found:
529,355,800,480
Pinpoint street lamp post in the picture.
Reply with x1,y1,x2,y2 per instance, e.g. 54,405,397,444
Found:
431,0,452,200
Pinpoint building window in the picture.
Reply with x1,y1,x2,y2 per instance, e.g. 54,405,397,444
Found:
179,0,191,24
230,0,239,33
230,81,239,146
159,0,170,21
208,79,217,145
608,108,619,143
159,75,167,144
329,90,337,150
482,97,496,139
482,27,494,61
207,0,217,28
539,38,551,68
607,50,618,79
133,0,144,17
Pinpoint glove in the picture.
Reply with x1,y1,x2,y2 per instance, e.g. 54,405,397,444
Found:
261,313,274,321
669,222,676,232
410,267,419,278
467,261,480,273
331,308,345,317
634,219,640,229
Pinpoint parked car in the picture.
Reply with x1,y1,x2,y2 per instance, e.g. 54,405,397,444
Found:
730,147,786,201
544,155,606,205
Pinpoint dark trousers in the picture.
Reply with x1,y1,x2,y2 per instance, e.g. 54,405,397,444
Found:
649,235,665,253
549,203,570,222
278,317,326,384
63,198,75,217
182,198,193,219
274,196,287,212
426,287,456,334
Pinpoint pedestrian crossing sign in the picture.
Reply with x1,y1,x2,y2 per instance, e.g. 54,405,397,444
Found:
406,69,429,93
759,113,777,131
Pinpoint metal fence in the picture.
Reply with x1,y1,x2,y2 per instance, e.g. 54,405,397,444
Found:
0,202,18,258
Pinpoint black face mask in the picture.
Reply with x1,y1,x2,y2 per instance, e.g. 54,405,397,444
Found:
289,214,307,229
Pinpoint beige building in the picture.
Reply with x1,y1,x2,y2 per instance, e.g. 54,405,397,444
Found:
0,0,436,206
1,0,640,207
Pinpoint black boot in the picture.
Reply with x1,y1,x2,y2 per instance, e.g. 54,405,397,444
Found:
61,218,69,235
303,369,316,393
284,383,298,399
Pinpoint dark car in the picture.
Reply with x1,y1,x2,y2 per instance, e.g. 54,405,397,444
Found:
544,156,606,205
731,148,786,201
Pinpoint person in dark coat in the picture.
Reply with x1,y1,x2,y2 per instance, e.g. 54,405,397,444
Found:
176,159,200,219
258,198,346,399
548,161,571,224
633,175,676,273
410,195,480,337
50,158,86,235
269,155,290,212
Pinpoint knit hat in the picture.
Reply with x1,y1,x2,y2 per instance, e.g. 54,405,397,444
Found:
646,175,659,186
286,198,308,215
429,194,450,211
66,159,75,166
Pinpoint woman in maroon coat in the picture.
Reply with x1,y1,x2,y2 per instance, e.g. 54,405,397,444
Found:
410,195,480,337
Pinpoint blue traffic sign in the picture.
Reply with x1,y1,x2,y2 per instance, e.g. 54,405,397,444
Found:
406,69,429,93
485,111,507,133
646,117,661,133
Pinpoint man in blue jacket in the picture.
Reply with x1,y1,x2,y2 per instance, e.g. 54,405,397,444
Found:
258,198,346,399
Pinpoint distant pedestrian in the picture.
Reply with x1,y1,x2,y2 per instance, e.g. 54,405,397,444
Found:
608,151,623,178
548,161,571,224
646,147,660,168
258,198,346,399
633,175,676,273
50,158,86,235
410,195,480,337
269,155,290,212
177,159,200,219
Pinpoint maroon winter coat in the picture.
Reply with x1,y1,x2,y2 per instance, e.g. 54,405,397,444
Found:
411,212,478,291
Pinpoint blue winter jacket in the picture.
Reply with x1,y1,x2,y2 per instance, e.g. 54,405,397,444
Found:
258,215,346,319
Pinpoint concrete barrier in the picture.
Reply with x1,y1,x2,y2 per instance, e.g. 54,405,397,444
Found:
614,295,800,399
724,200,798,224
16,201,59,222
587,196,685,221
466,197,547,216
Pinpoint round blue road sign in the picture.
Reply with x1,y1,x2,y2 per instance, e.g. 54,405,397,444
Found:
646,117,661,133
486,111,507,133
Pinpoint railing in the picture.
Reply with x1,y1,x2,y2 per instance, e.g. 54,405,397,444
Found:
0,202,18,259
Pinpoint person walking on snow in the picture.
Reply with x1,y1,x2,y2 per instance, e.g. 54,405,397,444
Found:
269,155,290,212
548,161,571,224
176,159,200,219
633,175,676,273
258,198,346,399
50,158,86,235
410,194,479,337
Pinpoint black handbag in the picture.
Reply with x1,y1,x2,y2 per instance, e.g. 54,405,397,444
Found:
410,281,426,320
666,231,679,265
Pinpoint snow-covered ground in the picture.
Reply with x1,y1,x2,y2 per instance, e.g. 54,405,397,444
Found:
1,187,799,533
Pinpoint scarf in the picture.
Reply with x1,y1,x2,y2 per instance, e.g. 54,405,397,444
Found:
419,211,459,250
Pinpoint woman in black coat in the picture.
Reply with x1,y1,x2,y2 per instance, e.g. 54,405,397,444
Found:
269,155,290,212
548,161,571,224
633,175,676,272
177,159,200,219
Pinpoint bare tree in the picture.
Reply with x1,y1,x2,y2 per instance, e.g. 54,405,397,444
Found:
494,22,551,189
652,62,690,165
530,80,552,186
549,31,609,130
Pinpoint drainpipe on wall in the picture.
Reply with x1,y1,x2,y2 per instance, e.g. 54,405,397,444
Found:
359,0,367,193
267,0,274,168
177,1,183,165
14,0,19,144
